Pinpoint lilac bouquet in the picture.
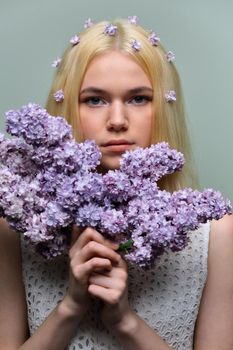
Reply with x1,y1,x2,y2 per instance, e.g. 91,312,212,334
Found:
0,103,231,267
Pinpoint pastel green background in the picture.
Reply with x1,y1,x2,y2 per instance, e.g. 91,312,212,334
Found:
0,0,232,202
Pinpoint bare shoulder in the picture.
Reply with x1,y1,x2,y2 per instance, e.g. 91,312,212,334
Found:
210,213,233,238
194,214,233,349
209,214,233,270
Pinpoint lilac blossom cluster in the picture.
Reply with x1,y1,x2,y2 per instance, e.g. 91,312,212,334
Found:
0,103,231,267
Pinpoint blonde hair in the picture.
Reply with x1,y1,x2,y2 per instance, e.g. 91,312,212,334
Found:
45,18,198,191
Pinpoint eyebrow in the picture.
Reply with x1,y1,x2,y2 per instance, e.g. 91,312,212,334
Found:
79,86,153,95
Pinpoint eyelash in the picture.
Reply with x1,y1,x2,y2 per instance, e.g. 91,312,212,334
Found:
82,95,152,107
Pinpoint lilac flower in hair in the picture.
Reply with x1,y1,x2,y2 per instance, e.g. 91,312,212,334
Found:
104,23,118,36
128,15,139,25
54,89,64,102
131,39,141,51
148,31,160,46
70,35,80,46
166,50,175,62
165,90,176,102
51,57,62,68
84,18,94,28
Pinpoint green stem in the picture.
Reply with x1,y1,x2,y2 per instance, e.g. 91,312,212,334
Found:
117,239,134,253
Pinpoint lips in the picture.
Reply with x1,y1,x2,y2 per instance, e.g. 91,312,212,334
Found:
102,139,134,147
101,140,134,153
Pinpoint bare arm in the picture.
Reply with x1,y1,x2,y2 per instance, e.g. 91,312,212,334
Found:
0,219,86,350
0,223,119,350
194,214,233,350
104,308,172,350
0,218,29,349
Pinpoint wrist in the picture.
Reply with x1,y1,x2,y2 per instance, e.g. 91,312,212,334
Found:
58,294,89,321
106,308,140,337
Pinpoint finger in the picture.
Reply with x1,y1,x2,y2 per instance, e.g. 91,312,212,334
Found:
71,227,105,250
80,241,121,264
89,274,118,289
88,285,122,305
89,264,128,289
72,257,112,281
72,227,119,250
69,227,105,258
104,239,119,251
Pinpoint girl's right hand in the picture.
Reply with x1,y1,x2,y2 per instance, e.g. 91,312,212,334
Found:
64,226,120,316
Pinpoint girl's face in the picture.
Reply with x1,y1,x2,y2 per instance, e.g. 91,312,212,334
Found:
78,50,153,172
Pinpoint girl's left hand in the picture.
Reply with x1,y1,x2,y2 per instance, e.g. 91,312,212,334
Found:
88,256,130,328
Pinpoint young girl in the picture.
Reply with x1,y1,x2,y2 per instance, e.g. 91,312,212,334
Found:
1,18,233,350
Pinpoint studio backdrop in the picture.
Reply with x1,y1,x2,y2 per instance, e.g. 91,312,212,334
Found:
0,0,232,202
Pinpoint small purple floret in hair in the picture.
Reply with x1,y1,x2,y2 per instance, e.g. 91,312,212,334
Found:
104,23,118,36
166,51,175,62
131,39,141,51
84,18,94,29
54,89,64,102
51,57,62,68
148,31,160,46
70,35,80,46
165,90,176,102
128,15,139,25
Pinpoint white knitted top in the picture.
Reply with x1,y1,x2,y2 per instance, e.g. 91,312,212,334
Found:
21,222,210,350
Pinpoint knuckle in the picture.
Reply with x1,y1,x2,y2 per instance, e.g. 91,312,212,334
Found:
117,279,126,292
86,240,97,251
118,268,128,281
70,257,81,275
85,227,96,237
90,257,100,267
72,265,82,279
85,227,103,241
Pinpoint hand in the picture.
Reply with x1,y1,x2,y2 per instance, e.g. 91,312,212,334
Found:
66,226,120,315
88,255,131,329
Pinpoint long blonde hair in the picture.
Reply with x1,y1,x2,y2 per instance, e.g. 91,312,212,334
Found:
45,18,198,191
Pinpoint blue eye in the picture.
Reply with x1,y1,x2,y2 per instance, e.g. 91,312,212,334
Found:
84,97,106,106
129,95,152,105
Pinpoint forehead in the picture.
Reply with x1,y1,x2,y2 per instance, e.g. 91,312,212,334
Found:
81,50,151,89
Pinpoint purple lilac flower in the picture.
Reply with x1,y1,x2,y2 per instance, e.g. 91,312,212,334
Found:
166,50,175,62
128,16,139,25
120,142,184,182
84,18,94,29
52,57,62,68
5,103,72,146
148,31,160,46
165,90,176,102
104,23,117,36
103,171,132,202
131,39,141,51
54,89,64,102
0,102,231,267
70,35,80,46
75,203,104,227
100,208,128,237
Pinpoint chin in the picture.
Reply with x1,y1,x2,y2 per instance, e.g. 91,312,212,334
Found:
97,158,121,173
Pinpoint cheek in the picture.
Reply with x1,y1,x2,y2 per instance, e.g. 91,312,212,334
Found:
138,114,153,147
79,118,101,141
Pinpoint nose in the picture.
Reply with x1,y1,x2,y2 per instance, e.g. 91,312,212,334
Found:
106,100,128,131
